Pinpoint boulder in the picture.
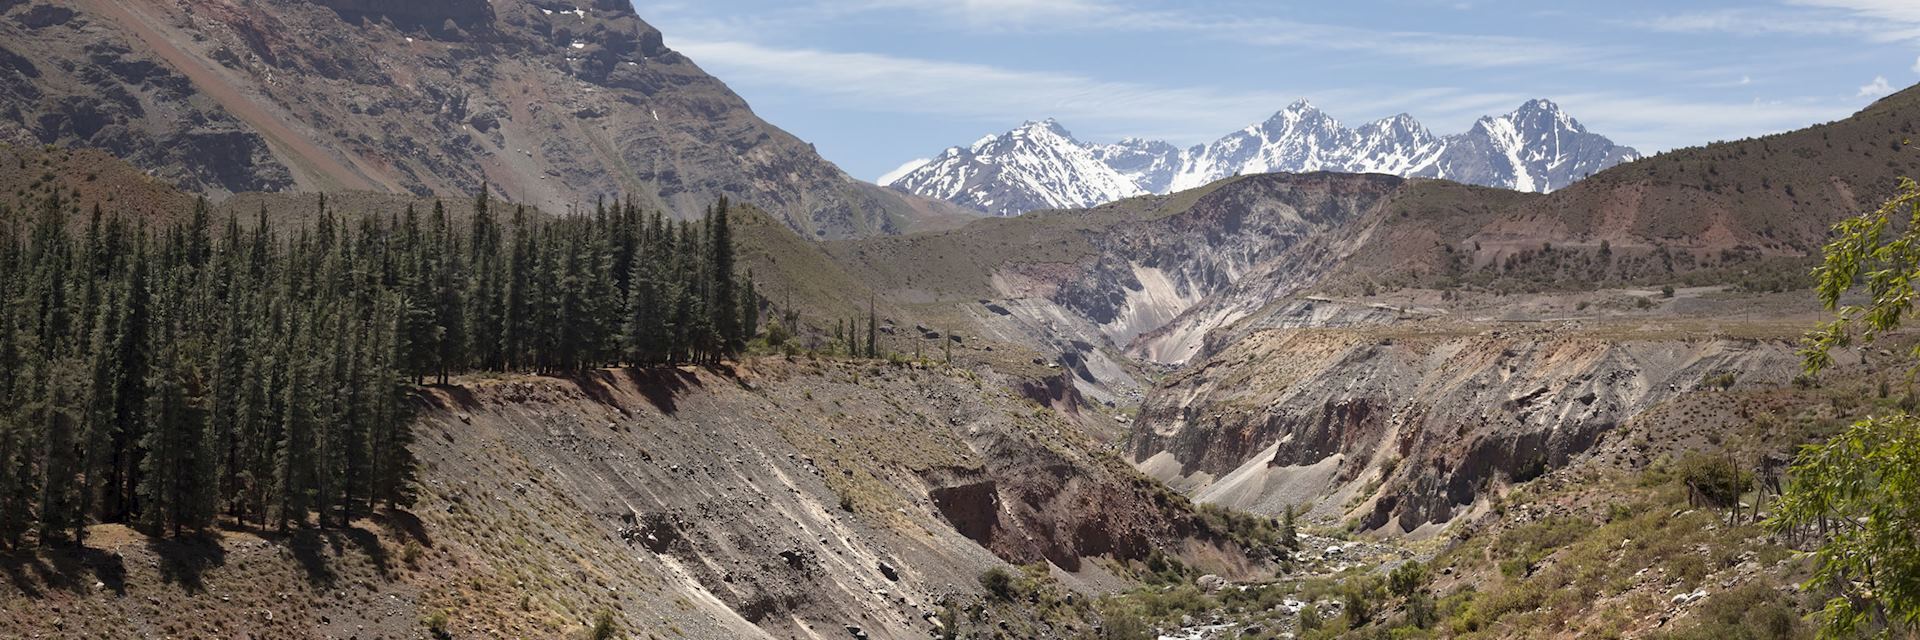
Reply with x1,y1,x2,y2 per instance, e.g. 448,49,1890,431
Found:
1196,574,1227,593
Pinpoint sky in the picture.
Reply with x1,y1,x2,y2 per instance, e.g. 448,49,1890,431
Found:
632,0,1920,184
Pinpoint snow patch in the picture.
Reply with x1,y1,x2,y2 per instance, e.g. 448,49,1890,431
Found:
877,158,931,186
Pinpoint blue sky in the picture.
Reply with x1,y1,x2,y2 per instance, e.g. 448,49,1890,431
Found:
633,0,1920,184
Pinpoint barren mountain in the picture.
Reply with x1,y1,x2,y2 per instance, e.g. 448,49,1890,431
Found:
0,0,971,237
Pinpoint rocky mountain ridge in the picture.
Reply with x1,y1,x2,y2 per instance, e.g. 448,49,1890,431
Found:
0,0,970,237
887,99,1640,216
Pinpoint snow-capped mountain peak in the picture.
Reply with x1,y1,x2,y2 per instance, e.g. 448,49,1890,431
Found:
888,119,1145,217
1441,98,1638,193
886,99,1641,216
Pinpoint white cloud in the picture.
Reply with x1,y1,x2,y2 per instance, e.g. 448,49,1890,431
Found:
1789,0,1920,24
1860,75,1893,96
1638,4,1920,42
852,0,1109,26
1551,93,1856,150
653,1,1634,73
1783,0,1920,40
671,39,1311,144
1912,55,1920,74
675,38,1858,156
876,158,931,185
1640,8,1882,38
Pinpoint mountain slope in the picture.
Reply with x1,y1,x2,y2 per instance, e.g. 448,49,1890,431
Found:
888,100,1639,216
1314,83,1920,294
0,0,968,237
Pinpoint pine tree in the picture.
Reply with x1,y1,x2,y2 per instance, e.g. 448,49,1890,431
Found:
138,343,215,537
428,200,466,385
465,187,505,370
0,189,749,541
106,238,150,523
1281,505,1299,552
36,360,82,544
274,277,317,531
740,271,758,344
867,299,879,359
504,206,534,371
709,199,740,357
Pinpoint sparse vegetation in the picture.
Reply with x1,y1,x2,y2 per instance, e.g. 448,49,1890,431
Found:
589,610,617,640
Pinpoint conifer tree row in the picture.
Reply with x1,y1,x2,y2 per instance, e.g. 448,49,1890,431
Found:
0,191,757,546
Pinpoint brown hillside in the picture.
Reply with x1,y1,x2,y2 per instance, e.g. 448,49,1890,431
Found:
0,145,198,226
0,0,972,237
0,359,1273,639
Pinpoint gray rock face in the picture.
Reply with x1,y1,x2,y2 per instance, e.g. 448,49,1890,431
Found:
308,0,494,26
0,7,293,195
1418,99,1640,193
1092,137,1183,194
889,100,1640,217
0,0,950,237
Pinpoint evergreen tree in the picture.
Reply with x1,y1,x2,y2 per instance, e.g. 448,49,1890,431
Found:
0,189,748,542
740,271,759,344
465,187,505,370
867,299,879,359
138,343,215,537
504,206,535,370
709,199,740,356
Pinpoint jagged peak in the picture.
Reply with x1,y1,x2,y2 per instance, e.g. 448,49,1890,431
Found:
894,95,1639,215
1499,98,1589,134
1362,113,1426,133
1262,99,1340,132
1518,98,1556,110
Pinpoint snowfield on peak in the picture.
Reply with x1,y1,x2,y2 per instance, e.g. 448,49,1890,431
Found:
886,100,1640,217
886,120,1147,217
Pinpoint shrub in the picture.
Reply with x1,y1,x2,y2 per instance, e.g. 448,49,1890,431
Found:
401,541,425,568
590,610,618,640
1099,608,1152,640
764,319,793,348
979,567,1016,601
1390,561,1430,598
1405,591,1438,630
1655,583,1804,640
1343,578,1381,626
1300,603,1324,632
424,611,452,639
1674,453,1749,508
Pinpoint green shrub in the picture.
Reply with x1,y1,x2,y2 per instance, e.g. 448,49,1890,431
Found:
1674,453,1749,508
1654,583,1805,640
1099,608,1152,640
1390,561,1430,598
1342,578,1382,626
424,611,452,639
590,610,618,640
979,567,1016,601
1300,603,1324,632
